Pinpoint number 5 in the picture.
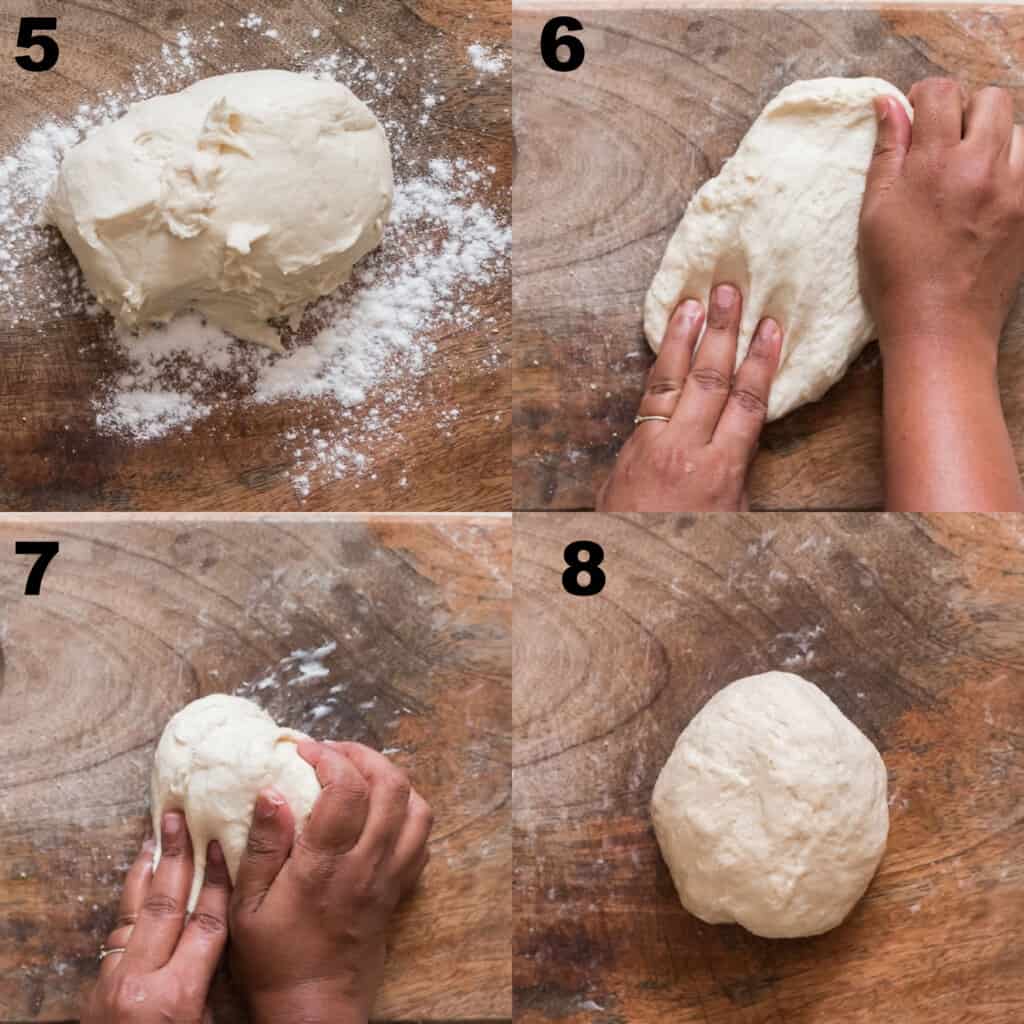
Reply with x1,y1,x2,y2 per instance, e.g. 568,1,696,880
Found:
15,17,59,73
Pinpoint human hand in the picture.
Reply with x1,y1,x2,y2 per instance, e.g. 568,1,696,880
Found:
859,78,1024,362
81,813,230,1024
229,741,433,1024
597,285,782,511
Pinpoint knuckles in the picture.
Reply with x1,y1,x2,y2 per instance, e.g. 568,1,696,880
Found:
410,795,435,832
910,76,959,105
379,768,411,808
701,461,745,505
141,892,184,919
176,979,207,1009
956,160,1002,205
690,367,731,394
644,377,683,398
104,978,153,1017
728,386,768,417
321,775,372,815
187,908,227,937
245,830,285,858
647,444,745,505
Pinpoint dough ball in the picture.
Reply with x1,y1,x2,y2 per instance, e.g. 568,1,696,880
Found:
46,69,392,350
651,671,888,938
151,693,321,911
644,77,912,420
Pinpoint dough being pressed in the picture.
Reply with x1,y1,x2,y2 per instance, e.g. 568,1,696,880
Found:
645,77,912,420
46,70,392,350
151,693,321,912
651,671,888,938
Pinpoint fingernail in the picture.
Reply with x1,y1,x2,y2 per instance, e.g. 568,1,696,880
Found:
876,97,888,122
678,299,702,324
711,284,737,315
256,791,283,820
142,838,156,854
756,318,781,348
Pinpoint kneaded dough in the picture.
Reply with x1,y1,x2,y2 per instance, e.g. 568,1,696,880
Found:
645,77,912,420
651,671,888,938
46,70,392,350
151,693,321,911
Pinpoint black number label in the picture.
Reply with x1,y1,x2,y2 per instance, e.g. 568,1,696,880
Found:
16,541,60,595
15,17,59,72
541,16,584,73
562,540,605,596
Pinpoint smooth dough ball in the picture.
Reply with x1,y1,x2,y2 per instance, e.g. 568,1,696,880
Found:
46,69,393,350
651,671,888,938
645,77,912,420
151,693,321,911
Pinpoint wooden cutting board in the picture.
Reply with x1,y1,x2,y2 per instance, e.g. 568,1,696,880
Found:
0,0,511,512
514,513,1024,1022
512,9,1024,510
0,515,512,1022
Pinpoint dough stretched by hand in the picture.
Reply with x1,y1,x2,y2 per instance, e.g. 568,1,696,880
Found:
150,694,321,912
645,77,912,420
46,70,393,350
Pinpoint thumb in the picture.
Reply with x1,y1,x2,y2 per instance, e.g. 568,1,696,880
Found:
865,96,911,196
232,788,295,914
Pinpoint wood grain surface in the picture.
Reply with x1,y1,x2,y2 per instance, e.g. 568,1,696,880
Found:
512,9,1024,510
514,512,1024,1022
0,515,512,1022
0,0,510,512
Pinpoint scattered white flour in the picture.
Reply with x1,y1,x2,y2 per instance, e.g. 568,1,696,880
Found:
236,641,339,696
0,18,509,499
234,640,350,732
467,43,508,75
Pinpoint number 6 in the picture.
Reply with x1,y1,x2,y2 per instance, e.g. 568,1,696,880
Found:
540,16,585,73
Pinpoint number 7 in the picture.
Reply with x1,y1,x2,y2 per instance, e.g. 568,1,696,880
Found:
16,541,60,595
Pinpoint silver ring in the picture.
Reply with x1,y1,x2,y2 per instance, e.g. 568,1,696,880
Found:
98,946,127,962
634,415,671,424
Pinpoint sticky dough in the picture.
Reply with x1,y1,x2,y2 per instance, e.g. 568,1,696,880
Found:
151,694,321,912
46,69,393,350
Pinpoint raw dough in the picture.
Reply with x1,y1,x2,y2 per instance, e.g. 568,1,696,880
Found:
46,70,392,350
151,693,321,911
651,671,888,938
645,77,912,420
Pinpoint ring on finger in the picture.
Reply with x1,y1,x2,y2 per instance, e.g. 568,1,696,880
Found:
98,945,127,962
634,415,671,425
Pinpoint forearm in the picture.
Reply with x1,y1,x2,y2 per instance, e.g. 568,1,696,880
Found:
882,333,1024,512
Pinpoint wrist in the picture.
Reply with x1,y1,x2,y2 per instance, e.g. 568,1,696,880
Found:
879,318,1000,378
248,985,369,1024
